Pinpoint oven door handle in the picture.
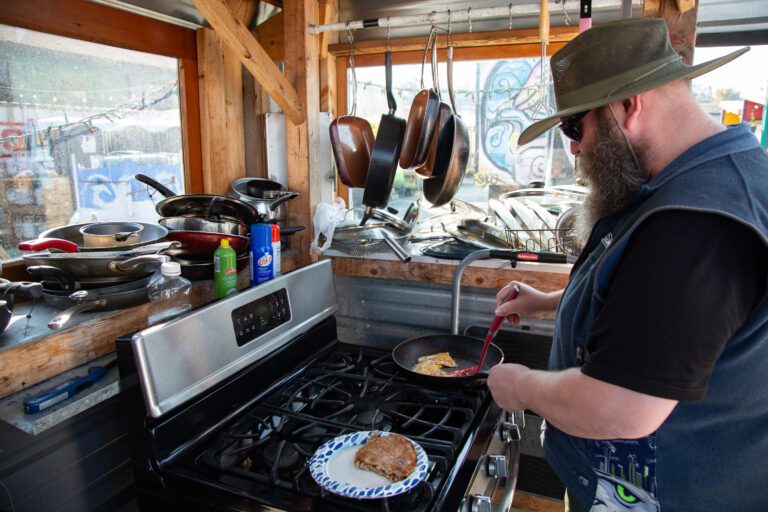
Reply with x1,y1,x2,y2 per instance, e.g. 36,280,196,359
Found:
496,439,521,512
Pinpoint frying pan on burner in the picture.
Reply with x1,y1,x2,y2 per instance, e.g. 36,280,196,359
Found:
392,334,504,389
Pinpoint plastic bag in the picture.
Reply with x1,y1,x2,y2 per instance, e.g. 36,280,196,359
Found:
310,197,346,254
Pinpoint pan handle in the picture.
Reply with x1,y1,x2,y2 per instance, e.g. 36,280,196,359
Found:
134,173,176,198
380,230,412,263
18,238,79,253
267,192,299,212
26,265,78,291
108,254,169,273
48,299,106,330
385,51,397,115
0,281,43,299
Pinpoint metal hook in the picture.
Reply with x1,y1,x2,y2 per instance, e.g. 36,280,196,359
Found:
561,0,572,25
346,22,358,116
467,7,473,33
429,11,436,29
509,3,514,31
386,16,391,51
447,9,452,35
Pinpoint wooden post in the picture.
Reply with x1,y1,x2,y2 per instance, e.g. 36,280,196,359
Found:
283,0,321,268
644,0,698,65
197,28,247,194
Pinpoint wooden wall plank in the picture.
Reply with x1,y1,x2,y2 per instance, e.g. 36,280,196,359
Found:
197,28,246,194
253,11,285,62
283,0,321,268
179,58,205,194
644,0,698,64
0,0,196,60
329,257,570,292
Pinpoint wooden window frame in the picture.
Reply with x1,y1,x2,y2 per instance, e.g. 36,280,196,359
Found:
332,26,577,203
0,0,202,277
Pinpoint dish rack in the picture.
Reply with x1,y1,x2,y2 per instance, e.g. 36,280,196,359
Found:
504,228,582,256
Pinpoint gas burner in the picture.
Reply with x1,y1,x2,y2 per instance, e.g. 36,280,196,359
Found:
263,441,300,470
217,435,255,467
356,409,386,430
313,350,358,372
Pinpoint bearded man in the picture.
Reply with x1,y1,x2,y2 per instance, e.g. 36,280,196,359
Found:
488,18,768,512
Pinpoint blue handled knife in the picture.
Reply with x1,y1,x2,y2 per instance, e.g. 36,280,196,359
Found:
23,358,117,414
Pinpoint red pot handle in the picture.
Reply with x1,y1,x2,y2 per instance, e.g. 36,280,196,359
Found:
18,238,79,253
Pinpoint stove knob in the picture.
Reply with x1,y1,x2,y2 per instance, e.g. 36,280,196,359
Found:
469,494,492,512
500,421,521,442
486,454,509,478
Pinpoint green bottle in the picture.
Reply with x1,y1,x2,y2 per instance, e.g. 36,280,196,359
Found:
214,238,238,299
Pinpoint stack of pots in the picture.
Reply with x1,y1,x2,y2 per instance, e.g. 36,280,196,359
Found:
17,225,178,330
227,177,299,229
135,174,270,281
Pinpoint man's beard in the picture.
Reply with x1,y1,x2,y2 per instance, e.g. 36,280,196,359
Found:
574,110,651,243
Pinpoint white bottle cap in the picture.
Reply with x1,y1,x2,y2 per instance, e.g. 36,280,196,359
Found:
161,261,182,276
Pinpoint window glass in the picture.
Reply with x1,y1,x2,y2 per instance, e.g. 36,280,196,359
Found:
691,45,767,143
347,57,573,215
0,24,183,261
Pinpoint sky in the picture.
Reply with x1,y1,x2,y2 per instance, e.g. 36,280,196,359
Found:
693,45,768,102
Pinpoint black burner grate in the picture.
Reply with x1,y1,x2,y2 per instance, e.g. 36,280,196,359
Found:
194,345,487,511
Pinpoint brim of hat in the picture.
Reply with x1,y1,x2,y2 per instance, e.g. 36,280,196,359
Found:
517,46,750,146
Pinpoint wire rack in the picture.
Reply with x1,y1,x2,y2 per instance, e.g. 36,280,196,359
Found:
504,228,582,256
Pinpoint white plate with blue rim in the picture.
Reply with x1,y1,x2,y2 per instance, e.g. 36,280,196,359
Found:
308,430,429,499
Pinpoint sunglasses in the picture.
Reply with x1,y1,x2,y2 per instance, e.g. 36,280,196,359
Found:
559,110,590,143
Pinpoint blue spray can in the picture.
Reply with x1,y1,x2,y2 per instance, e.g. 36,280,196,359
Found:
250,224,274,285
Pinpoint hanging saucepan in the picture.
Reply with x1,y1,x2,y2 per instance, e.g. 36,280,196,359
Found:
43,275,157,331
359,49,407,225
329,30,375,188
20,242,176,280
0,279,43,334
35,222,167,252
423,41,470,207
399,28,440,170
135,174,259,225
392,334,504,389
414,30,452,179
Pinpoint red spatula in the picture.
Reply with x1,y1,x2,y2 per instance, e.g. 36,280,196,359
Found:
451,284,521,377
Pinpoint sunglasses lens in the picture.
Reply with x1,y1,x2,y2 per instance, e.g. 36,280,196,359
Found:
560,111,589,142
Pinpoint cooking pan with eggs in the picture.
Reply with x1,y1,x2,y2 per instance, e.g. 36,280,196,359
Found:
392,334,504,389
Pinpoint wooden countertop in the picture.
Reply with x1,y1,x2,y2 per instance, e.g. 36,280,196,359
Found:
0,254,570,400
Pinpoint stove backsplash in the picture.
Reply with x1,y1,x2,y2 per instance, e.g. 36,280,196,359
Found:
334,274,555,350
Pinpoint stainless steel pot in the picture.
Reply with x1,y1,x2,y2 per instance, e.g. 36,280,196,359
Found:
228,178,298,223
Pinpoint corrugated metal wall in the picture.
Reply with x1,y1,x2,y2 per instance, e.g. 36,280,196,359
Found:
334,274,554,349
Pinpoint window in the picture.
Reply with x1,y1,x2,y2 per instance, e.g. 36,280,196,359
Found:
691,45,767,142
345,56,574,216
0,11,198,262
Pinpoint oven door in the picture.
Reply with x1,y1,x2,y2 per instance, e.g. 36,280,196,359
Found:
460,411,524,512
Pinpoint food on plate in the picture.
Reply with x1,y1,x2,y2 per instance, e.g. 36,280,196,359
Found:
412,352,457,376
354,432,417,482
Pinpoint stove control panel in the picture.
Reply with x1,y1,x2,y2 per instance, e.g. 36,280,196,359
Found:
232,288,291,346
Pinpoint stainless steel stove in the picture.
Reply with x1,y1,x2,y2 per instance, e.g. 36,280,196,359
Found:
116,261,523,511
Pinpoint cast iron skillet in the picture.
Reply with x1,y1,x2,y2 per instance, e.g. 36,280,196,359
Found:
360,50,407,224
392,334,504,389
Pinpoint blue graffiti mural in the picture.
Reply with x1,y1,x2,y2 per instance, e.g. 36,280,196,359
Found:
480,58,552,185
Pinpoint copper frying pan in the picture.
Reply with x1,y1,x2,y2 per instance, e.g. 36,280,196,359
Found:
399,28,440,170
330,33,375,188
414,31,452,179
424,42,470,207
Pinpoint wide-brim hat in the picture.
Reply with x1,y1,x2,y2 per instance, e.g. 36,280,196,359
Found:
518,18,749,146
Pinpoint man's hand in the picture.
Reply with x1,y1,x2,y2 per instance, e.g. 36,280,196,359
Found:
495,282,563,326
488,363,532,411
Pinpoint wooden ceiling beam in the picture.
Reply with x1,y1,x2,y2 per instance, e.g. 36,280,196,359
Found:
327,25,580,56
191,0,304,125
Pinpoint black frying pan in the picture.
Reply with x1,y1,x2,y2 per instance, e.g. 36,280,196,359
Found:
392,334,504,389
360,50,406,225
